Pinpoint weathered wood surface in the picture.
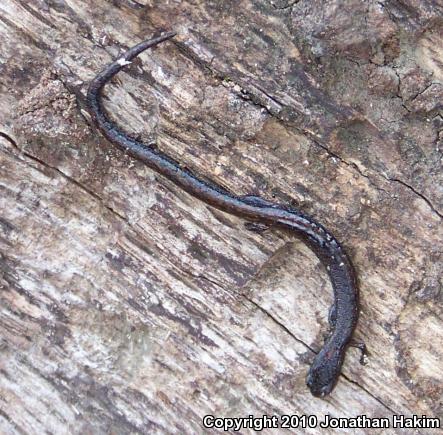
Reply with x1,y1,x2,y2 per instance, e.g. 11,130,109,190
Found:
0,0,442,433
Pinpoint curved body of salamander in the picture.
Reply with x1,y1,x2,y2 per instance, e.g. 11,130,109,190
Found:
86,32,359,397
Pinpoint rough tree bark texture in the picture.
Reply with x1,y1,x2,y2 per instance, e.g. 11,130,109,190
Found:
0,1,442,434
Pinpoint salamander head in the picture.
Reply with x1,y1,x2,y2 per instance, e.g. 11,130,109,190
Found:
306,344,344,397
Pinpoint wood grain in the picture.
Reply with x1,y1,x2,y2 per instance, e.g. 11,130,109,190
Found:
0,0,442,433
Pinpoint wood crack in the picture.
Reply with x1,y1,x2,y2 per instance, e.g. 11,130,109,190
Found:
194,270,395,409
341,374,398,414
168,40,443,220
0,131,128,223
386,177,442,219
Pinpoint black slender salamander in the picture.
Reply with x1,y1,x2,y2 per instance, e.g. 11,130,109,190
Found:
85,32,360,397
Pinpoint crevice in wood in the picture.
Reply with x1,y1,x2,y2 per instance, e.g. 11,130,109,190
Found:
386,177,442,219
194,270,315,351
0,131,128,223
169,40,443,220
243,293,316,352
341,374,398,414
194,269,396,409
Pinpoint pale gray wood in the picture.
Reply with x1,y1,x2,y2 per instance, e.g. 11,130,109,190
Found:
0,0,442,433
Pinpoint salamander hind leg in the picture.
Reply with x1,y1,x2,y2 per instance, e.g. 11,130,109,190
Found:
240,195,276,233
244,222,270,233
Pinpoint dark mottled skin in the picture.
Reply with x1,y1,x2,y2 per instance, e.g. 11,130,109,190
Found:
85,32,359,397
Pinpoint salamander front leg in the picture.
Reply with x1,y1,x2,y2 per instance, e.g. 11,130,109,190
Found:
350,340,368,365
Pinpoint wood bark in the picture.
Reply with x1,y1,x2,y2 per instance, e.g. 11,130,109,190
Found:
0,0,442,433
